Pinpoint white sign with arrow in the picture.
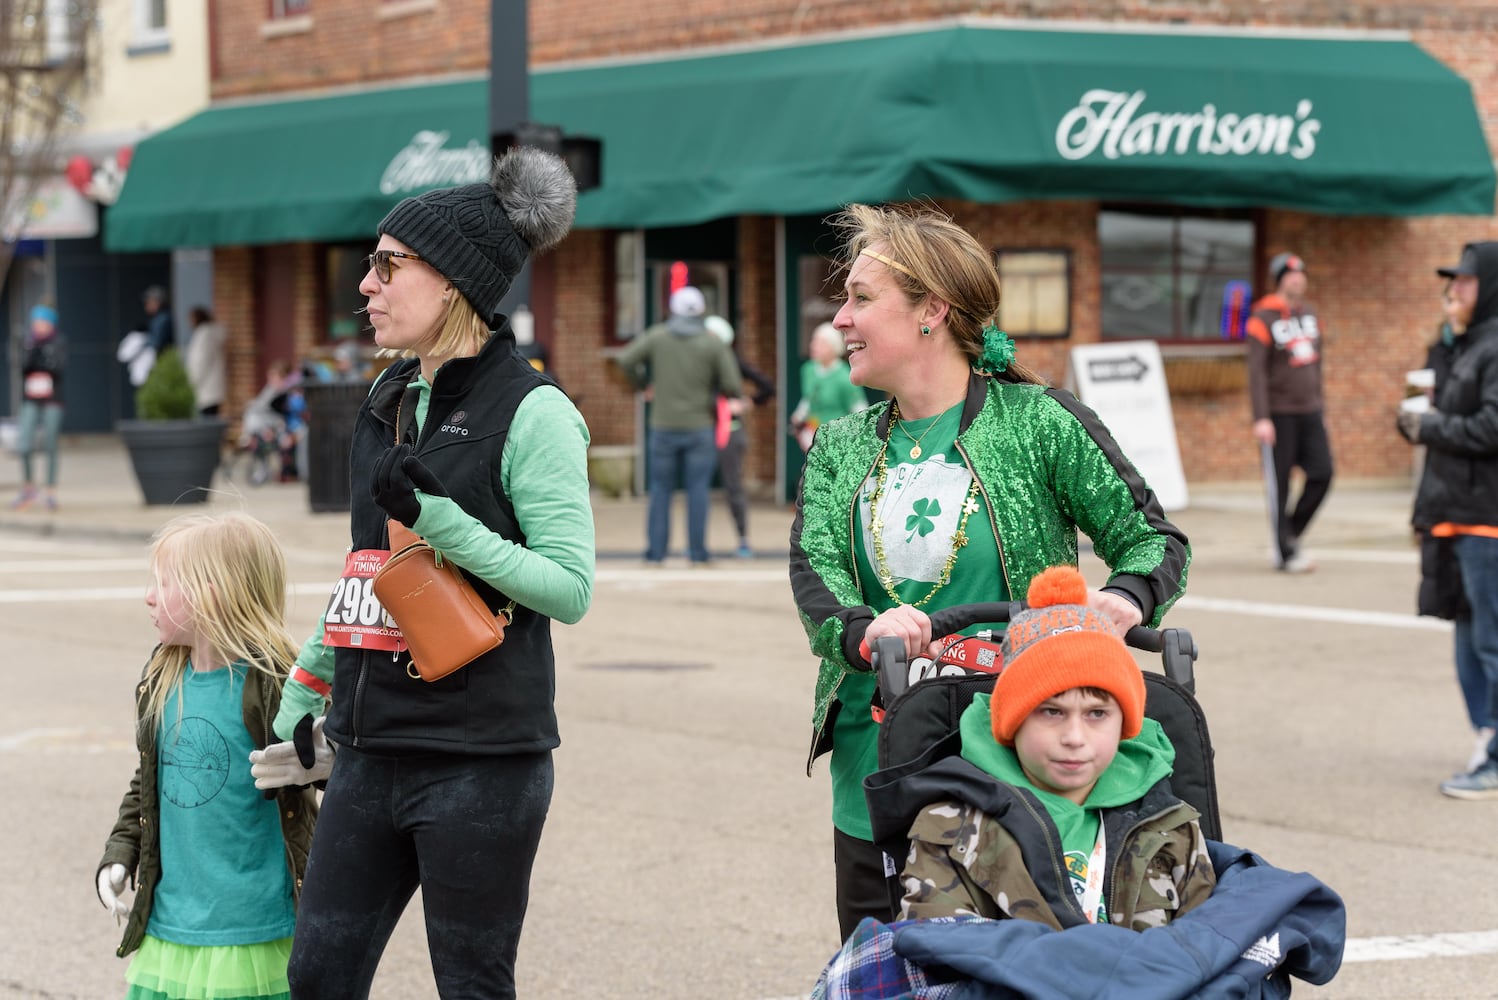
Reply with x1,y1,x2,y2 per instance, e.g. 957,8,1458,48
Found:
1066,340,1188,512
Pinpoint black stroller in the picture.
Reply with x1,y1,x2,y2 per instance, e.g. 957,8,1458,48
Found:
863,600,1219,916
817,603,1346,998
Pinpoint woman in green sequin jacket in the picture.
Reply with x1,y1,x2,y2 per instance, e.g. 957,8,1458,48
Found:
789,204,1190,940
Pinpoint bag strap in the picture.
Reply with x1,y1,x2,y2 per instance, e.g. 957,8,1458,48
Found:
387,392,516,627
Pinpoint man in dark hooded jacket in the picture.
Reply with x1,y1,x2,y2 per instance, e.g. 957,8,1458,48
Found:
1400,241,1498,799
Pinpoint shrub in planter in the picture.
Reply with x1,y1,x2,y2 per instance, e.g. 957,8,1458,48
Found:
118,348,226,506
136,348,196,419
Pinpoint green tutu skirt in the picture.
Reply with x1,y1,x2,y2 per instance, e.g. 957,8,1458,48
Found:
124,934,292,1000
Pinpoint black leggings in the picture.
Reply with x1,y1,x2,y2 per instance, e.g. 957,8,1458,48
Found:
1270,411,1334,562
288,747,553,1000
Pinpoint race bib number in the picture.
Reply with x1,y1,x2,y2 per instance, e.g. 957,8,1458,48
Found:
323,549,404,651
23,371,54,400
905,633,1006,689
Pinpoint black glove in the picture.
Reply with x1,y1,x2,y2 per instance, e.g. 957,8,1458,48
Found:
294,712,317,770
370,443,448,528
1396,408,1424,444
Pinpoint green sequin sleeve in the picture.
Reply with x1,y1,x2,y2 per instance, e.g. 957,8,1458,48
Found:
789,414,881,675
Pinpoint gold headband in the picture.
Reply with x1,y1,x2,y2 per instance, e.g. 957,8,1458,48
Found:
859,248,916,279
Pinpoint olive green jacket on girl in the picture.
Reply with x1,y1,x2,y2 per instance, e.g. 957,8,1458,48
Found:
97,656,318,958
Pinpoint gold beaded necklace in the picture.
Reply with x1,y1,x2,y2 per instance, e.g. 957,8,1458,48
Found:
867,402,981,607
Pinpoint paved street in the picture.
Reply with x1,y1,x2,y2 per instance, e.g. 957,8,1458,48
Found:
3,436,1496,998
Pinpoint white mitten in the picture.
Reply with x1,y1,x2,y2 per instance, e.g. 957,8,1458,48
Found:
97,863,129,922
249,714,334,789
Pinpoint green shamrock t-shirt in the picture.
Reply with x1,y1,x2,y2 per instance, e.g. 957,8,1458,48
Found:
830,400,1007,839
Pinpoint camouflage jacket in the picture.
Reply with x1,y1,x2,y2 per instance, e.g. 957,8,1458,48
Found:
789,372,1190,773
866,744,1215,932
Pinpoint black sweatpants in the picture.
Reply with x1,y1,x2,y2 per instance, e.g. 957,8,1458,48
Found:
1270,411,1335,563
834,827,896,941
288,747,553,1000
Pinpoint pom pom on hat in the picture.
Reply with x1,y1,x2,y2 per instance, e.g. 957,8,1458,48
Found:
377,146,577,325
989,566,1145,747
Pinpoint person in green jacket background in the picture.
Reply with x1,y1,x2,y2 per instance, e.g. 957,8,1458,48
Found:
791,321,868,452
615,285,743,564
788,202,1189,941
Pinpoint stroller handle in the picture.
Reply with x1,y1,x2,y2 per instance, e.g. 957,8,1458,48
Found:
924,601,1162,650
861,600,1199,705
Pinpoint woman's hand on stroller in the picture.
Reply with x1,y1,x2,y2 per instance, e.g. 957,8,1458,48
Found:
860,605,936,666
1088,588,1144,634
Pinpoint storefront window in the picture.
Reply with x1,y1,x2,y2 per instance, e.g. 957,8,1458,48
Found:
325,244,368,342
1099,209,1253,341
613,230,644,341
995,249,1070,339
796,254,841,358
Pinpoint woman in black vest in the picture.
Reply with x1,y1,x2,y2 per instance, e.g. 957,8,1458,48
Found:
251,147,595,999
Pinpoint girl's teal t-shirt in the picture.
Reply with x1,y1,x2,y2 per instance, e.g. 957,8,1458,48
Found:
149,662,296,946
830,401,1010,839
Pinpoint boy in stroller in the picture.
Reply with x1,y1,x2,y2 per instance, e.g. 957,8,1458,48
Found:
812,566,1346,999
882,566,1216,929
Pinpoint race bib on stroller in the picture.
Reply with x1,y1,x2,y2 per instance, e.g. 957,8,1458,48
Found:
323,549,404,651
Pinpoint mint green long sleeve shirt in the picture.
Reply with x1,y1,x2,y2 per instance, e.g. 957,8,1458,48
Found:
277,380,594,736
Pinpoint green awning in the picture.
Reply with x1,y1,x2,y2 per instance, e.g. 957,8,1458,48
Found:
106,25,1495,250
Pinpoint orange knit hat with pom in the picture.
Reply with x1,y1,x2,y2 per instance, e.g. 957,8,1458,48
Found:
989,566,1145,746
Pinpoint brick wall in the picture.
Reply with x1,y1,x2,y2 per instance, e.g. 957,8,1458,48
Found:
210,0,491,99
532,1,1498,63
204,0,1498,487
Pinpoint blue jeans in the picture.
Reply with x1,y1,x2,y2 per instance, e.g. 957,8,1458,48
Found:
1455,535,1498,759
1456,617,1493,731
16,400,62,486
646,427,718,562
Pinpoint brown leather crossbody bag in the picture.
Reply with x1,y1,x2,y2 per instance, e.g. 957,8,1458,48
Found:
369,400,515,681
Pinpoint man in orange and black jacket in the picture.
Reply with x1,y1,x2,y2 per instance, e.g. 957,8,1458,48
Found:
1246,252,1333,574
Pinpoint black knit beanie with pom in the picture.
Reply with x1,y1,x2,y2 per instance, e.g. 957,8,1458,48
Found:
377,146,577,325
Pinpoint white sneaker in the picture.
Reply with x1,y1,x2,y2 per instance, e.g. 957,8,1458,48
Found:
1467,728,1496,774
1279,551,1316,574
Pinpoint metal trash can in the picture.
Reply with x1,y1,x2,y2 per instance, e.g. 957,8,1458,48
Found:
303,382,368,513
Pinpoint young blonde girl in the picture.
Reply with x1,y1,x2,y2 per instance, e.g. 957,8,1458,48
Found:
96,512,316,1000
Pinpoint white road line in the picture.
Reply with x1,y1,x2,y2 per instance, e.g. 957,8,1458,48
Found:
0,727,83,751
0,558,146,572
595,567,788,583
1176,595,1450,632
1315,550,1417,565
0,571,794,602
1340,929,1498,963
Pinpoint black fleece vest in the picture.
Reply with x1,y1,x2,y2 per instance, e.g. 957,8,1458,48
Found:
323,332,562,755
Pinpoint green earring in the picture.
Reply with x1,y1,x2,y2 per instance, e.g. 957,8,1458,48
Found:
920,325,931,336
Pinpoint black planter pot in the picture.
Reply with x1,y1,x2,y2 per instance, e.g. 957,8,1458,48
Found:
117,418,229,506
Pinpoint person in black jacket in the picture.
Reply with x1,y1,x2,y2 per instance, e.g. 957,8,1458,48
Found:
249,147,593,999
1399,241,1498,798
10,304,66,511
706,313,775,557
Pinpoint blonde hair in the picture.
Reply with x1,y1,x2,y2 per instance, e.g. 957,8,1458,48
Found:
376,291,492,363
140,512,299,736
832,203,1043,385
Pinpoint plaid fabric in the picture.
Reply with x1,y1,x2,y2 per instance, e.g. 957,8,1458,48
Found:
810,917,969,1000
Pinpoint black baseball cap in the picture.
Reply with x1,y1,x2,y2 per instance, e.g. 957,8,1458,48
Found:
1437,245,1478,279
